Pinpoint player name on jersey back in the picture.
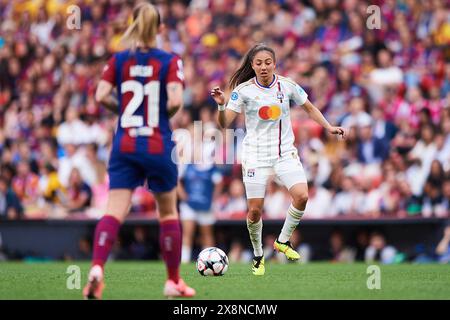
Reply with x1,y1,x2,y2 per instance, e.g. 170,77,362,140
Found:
130,65,154,77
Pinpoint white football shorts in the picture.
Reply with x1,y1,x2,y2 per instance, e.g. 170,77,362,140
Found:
242,153,307,199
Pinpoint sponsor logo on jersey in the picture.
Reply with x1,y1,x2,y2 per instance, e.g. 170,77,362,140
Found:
231,92,239,101
247,169,255,177
258,105,281,120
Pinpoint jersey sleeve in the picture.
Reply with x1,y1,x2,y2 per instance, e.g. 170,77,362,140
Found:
100,55,116,85
167,55,185,86
226,90,245,113
290,82,308,106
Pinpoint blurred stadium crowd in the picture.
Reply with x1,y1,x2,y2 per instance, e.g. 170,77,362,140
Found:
0,0,449,221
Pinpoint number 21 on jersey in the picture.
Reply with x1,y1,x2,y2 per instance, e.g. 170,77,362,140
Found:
120,80,160,135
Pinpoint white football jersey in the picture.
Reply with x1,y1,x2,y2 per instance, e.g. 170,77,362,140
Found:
226,74,308,165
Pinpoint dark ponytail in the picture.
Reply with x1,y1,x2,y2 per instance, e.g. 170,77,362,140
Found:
229,43,276,90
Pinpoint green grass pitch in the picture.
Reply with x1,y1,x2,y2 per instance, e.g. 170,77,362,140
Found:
0,261,449,299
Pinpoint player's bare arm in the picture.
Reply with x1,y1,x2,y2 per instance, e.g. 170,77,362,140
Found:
302,99,346,138
95,80,119,114
167,82,183,118
211,87,238,128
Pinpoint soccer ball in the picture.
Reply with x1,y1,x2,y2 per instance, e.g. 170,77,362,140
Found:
196,247,229,276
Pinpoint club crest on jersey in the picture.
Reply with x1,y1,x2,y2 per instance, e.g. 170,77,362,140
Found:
231,92,239,101
258,105,281,121
247,169,255,177
277,91,284,100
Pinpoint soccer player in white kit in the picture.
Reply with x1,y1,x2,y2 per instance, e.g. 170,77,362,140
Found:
211,44,346,275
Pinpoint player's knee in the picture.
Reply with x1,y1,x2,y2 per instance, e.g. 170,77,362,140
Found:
247,207,263,221
293,193,308,209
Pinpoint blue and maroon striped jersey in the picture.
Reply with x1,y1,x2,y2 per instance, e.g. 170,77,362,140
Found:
101,48,184,156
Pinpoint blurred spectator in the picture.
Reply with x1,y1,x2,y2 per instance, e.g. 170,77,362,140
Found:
38,162,65,215
412,244,435,264
61,168,92,215
14,139,39,174
263,180,290,219
407,124,438,196
38,162,58,195
57,106,91,146
304,180,333,219
327,230,356,263
371,107,397,143
422,160,447,217
435,132,450,172
58,144,91,188
341,97,372,129
394,178,423,217
435,226,450,264
64,236,92,261
128,226,155,260
178,162,223,263
442,177,450,214
368,49,404,102
0,176,23,220
216,178,247,219
359,175,383,218
356,118,389,164
354,230,370,261
330,176,365,216
0,232,7,261
11,160,39,215
365,232,398,264
77,237,92,261
86,162,109,218
228,240,252,263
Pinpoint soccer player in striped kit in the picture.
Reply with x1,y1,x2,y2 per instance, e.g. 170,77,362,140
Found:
211,44,346,275
83,2,195,298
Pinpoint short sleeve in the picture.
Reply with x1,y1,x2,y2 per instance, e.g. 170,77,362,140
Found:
291,82,308,106
101,55,116,85
226,90,244,113
167,56,185,86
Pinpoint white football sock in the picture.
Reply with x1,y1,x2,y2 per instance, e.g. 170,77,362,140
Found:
88,265,103,282
181,245,191,263
247,218,263,257
278,204,304,243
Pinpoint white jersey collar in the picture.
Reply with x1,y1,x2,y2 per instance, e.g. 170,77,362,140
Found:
254,74,278,90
